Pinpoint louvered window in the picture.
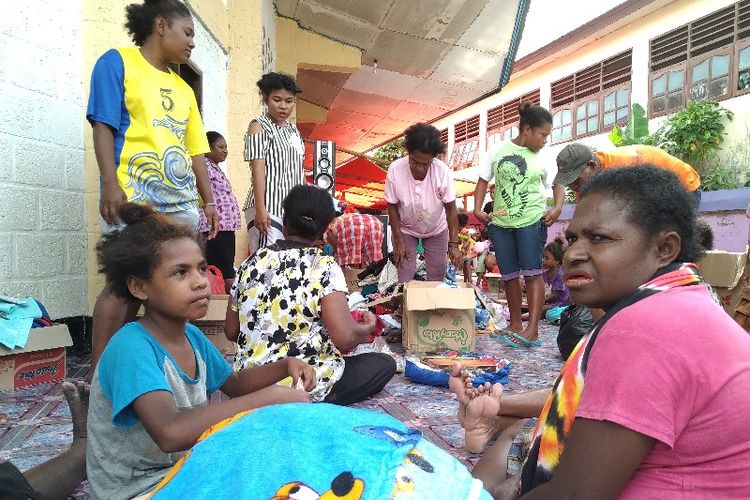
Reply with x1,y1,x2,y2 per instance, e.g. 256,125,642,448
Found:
649,0,750,116
486,89,540,149
449,114,480,171
550,51,632,143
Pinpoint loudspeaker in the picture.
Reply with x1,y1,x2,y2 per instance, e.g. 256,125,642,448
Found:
313,140,336,195
375,214,391,256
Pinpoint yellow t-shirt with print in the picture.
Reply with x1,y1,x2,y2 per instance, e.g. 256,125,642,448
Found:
87,48,209,212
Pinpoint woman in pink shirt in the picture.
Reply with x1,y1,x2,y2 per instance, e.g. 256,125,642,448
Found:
453,166,750,499
384,123,460,282
198,131,241,293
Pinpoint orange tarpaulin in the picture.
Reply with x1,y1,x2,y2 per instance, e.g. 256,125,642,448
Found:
306,156,477,210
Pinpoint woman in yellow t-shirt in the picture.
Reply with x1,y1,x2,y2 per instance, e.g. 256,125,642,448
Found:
86,0,218,370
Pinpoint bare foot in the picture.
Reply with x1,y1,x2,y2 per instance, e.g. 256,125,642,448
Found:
463,382,504,454
62,380,90,443
519,326,538,342
506,322,523,334
449,364,474,427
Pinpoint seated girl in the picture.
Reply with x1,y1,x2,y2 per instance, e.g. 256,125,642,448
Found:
452,166,750,498
86,203,315,499
226,184,397,405
523,238,571,324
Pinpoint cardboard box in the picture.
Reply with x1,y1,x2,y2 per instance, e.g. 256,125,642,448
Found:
700,246,749,316
402,281,476,352
191,295,237,356
0,324,73,391
485,273,501,293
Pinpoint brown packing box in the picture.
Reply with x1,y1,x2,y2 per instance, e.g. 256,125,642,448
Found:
191,295,237,356
402,281,476,352
0,324,73,391
484,273,501,293
699,246,749,317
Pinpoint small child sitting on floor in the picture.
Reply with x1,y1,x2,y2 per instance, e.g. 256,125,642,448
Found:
86,203,315,499
541,238,570,323
523,238,571,324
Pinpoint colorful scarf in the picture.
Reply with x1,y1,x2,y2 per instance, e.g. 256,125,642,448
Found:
519,262,702,493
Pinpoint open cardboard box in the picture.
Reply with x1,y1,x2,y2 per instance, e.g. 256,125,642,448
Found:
484,273,502,293
700,246,749,317
140,295,237,356
402,281,476,353
0,324,72,391
191,294,237,356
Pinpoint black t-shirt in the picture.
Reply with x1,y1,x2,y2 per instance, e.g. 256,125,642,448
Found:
0,461,45,500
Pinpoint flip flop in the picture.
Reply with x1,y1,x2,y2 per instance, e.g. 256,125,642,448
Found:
498,333,525,348
489,328,517,339
506,331,542,349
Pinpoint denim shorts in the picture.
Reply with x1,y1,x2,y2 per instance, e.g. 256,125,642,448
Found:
487,219,547,281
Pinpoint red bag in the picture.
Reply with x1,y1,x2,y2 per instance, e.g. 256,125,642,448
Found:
207,265,225,295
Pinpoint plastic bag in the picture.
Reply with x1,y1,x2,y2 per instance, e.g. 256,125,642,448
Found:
557,304,594,360
207,265,225,295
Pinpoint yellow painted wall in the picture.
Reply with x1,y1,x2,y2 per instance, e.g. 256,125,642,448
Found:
82,0,134,312
226,0,265,260
274,16,361,125
275,17,361,76
187,0,229,45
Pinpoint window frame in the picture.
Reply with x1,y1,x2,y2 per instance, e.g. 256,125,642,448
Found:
550,107,573,144
647,1,750,117
649,63,687,117
735,38,750,96
573,98,601,139
687,46,733,103
601,84,632,131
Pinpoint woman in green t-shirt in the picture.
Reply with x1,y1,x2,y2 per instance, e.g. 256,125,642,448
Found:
473,103,565,346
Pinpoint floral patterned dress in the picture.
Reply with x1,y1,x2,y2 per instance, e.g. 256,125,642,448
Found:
230,240,348,401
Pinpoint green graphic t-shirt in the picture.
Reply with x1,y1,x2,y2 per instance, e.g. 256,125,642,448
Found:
480,142,547,229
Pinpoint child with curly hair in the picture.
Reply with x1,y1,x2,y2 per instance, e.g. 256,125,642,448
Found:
86,203,314,499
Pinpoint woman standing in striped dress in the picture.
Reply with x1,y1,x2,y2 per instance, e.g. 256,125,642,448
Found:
244,72,305,252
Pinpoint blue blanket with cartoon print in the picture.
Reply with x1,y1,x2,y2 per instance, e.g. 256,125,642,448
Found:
151,403,491,499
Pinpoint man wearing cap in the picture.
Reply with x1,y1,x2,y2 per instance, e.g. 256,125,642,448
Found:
554,143,702,207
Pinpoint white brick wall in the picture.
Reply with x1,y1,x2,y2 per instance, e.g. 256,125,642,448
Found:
0,2,86,318
191,15,228,138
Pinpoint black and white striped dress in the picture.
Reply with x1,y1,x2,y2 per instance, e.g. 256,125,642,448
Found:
243,114,305,249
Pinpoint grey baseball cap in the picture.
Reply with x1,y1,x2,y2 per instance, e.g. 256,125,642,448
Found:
553,143,595,186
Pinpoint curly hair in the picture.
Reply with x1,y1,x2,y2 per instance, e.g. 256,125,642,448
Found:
404,123,445,156
257,72,300,98
96,203,204,300
518,102,552,131
579,165,703,262
124,0,191,47
282,184,336,240
695,218,714,251
544,238,566,264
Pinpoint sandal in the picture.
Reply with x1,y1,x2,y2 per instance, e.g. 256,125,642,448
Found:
508,332,542,348
505,331,542,348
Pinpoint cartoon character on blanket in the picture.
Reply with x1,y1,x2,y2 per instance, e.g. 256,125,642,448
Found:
148,404,489,499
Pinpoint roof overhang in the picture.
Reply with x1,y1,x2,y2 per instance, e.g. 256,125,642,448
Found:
276,0,530,166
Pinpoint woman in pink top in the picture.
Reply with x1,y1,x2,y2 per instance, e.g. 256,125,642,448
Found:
452,166,750,498
385,123,460,282
198,131,241,293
